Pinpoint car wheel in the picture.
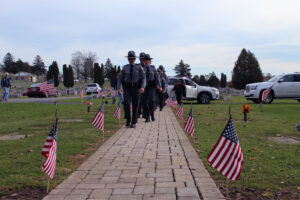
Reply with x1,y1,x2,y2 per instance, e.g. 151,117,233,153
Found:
297,99,300,103
87,92,90,95
263,92,273,104
197,92,211,104
251,99,261,104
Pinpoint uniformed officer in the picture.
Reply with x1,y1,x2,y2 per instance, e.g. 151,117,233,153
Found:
158,65,168,107
118,51,146,128
137,52,146,118
157,69,167,111
143,54,162,122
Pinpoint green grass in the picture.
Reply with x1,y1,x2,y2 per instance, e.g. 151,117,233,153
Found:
176,97,300,198
0,101,125,195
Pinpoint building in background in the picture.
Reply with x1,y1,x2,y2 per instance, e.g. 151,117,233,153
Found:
12,72,37,82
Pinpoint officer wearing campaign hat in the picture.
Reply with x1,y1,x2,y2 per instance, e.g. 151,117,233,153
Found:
158,65,168,108
157,68,167,111
117,51,146,128
137,52,146,118
143,54,162,122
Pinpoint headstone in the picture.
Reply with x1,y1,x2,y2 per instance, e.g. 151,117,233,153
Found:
223,96,232,101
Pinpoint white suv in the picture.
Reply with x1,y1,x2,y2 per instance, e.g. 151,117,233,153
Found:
167,77,219,104
86,83,102,95
244,73,300,104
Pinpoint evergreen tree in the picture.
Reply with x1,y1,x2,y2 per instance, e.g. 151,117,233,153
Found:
173,59,191,78
192,75,200,85
207,72,220,88
99,64,105,87
47,61,59,87
68,65,74,88
32,55,46,76
94,63,100,85
232,48,263,89
104,58,113,78
220,73,227,88
117,66,121,74
63,64,68,87
3,52,15,73
199,75,207,86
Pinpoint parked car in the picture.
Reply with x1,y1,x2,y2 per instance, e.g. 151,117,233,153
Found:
167,76,219,104
27,82,57,97
86,83,102,95
244,73,300,104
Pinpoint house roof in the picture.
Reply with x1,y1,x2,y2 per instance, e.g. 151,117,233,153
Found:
13,72,36,77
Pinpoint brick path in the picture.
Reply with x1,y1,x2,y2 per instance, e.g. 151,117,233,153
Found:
43,107,225,200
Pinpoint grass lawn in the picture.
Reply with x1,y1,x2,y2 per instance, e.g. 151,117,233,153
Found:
176,97,300,199
0,99,124,196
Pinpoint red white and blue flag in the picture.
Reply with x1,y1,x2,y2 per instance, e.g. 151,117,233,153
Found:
92,104,104,133
184,107,194,137
113,102,121,120
165,98,177,107
207,115,244,181
42,117,58,179
176,103,183,120
97,90,105,98
80,89,84,98
261,88,271,101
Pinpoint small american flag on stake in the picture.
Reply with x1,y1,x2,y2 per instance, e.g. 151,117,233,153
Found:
207,115,244,181
40,80,55,92
80,89,84,99
165,98,177,107
184,107,194,137
92,104,104,133
261,88,271,102
113,102,121,120
97,90,104,98
176,103,183,120
42,117,58,179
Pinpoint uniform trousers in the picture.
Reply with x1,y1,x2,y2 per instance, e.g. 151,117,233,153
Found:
143,86,156,119
123,86,140,124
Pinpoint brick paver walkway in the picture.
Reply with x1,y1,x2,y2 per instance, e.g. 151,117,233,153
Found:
43,107,225,200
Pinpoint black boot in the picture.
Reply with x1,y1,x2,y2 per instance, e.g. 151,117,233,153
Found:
126,121,130,128
145,117,150,123
151,115,155,121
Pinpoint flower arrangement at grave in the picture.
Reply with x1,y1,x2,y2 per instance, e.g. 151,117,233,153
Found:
242,104,251,113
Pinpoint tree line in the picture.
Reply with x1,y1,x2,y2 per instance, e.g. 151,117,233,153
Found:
1,51,122,88
173,48,264,89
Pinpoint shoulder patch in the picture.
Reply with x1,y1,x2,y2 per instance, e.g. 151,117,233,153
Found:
140,66,145,74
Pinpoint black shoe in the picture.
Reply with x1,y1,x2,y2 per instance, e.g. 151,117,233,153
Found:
130,123,136,128
145,118,150,123
151,115,155,121
160,108,163,111
126,121,130,128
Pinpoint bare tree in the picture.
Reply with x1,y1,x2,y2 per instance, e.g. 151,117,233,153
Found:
71,51,84,80
80,51,97,82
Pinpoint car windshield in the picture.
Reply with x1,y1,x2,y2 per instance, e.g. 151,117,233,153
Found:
268,75,282,82
88,84,97,87
31,83,42,87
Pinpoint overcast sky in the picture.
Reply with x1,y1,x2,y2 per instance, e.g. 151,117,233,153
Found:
1,0,300,79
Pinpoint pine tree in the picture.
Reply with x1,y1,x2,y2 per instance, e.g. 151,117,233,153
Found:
68,65,74,88
220,73,227,88
63,64,68,87
232,48,263,89
32,55,46,76
207,72,219,88
99,64,105,87
192,75,200,85
117,66,121,74
173,60,191,78
47,61,59,87
104,58,113,78
94,63,100,85
3,52,15,73
199,75,207,86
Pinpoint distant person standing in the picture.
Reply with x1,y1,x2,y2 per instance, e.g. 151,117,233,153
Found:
158,65,168,107
117,51,146,128
137,52,146,118
143,54,161,122
1,73,11,101
172,80,186,104
157,69,166,111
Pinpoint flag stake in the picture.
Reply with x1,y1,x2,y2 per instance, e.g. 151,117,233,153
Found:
47,178,50,193
226,178,229,197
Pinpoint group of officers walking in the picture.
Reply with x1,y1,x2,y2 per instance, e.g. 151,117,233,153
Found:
117,51,168,128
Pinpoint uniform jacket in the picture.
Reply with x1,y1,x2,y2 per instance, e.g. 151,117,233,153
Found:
117,63,146,89
145,65,161,87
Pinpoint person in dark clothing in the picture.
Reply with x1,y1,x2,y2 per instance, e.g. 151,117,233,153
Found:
137,52,146,118
157,69,166,111
172,80,186,104
1,73,11,101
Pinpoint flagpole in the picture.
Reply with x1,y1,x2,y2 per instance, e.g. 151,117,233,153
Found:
226,178,229,197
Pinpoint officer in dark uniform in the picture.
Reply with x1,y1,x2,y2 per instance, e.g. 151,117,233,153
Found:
157,69,166,111
137,52,146,118
143,54,162,122
118,51,146,128
158,65,168,107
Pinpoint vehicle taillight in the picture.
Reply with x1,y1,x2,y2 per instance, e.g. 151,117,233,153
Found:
37,87,40,91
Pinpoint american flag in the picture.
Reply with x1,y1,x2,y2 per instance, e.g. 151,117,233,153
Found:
176,103,183,120
92,104,104,133
165,98,177,107
111,90,116,97
42,117,58,179
80,89,84,98
184,107,194,136
261,88,271,101
113,102,121,120
207,115,244,181
40,80,55,92
97,91,104,98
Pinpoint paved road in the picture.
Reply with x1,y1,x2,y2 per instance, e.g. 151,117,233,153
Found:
43,107,224,200
1,96,80,103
